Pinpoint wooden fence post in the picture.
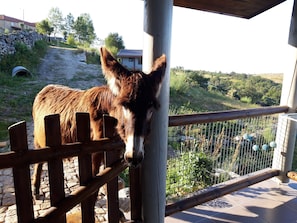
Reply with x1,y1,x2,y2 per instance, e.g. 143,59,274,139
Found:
9,121,34,223
76,113,95,223
105,150,121,223
103,115,121,223
129,166,142,221
44,114,66,223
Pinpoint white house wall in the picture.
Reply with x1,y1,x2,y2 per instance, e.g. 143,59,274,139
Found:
121,57,142,70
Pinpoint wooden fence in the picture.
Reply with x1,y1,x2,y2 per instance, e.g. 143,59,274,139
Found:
0,112,142,223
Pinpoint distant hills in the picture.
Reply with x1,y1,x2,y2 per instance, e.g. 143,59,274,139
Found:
255,73,283,84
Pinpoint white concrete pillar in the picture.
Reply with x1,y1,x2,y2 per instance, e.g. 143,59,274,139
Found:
273,0,297,183
142,0,172,222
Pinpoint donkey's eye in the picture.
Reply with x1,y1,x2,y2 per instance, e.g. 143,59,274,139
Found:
147,101,156,109
150,100,159,109
146,109,153,121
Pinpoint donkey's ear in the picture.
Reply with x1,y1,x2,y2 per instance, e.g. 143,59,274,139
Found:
100,47,130,95
149,54,167,98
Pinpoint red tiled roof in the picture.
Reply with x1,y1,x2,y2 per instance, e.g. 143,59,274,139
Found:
0,14,35,27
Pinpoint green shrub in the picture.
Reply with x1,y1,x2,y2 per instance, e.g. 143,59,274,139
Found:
66,34,77,46
85,48,100,65
170,73,190,95
240,96,252,104
0,40,48,74
0,40,48,142
166,151,213,200
33,40,48,56
187,71,209,89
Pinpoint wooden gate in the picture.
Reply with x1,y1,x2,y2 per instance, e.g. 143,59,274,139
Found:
0,113,142,223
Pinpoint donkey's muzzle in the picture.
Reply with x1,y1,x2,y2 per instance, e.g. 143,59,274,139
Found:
124,151,143,168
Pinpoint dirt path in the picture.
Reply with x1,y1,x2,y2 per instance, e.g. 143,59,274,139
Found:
37,45,103,88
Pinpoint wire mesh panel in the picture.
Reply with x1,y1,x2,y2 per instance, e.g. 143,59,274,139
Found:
166,115,278,203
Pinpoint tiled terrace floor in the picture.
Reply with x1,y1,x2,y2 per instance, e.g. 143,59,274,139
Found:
165,179,297,223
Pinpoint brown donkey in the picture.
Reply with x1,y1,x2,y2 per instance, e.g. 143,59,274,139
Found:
32,47,166,201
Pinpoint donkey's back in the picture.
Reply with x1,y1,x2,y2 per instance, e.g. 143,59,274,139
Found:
33,84,113,149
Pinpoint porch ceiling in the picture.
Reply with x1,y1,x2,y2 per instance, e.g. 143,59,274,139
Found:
173,0,287,19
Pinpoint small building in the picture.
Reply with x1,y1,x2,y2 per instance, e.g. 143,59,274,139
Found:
0,15,36,33
117,49,142,71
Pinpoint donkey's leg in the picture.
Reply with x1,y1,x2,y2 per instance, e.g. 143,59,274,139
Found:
92,152,104,177
32,162,43,199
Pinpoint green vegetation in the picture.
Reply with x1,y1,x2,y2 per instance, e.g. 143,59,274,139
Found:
36,19,53,37
36,7,97,47
167,151,213,201
73,13,96,45
85,48,101,65
168,68,282,199
169,68,282,114
0,41,48,74
36,7,126,54
0,40,49,141
166,116,277,200
104,33,125,57
258,73,283,84
48,39,78,49
170,69,259,114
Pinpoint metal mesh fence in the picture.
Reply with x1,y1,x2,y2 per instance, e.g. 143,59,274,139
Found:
166,114,278,203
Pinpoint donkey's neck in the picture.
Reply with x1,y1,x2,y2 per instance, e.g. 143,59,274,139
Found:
86,85,115,119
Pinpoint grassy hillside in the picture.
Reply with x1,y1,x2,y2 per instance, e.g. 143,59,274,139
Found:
255,73,283,84
169,71,260,115
170,85,257,114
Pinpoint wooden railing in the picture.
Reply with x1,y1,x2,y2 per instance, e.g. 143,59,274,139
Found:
0,113,134,223
169,105,289,126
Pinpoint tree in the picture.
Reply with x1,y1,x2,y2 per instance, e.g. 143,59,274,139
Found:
237,82,262,104
73,13,96,45
36,19,54,40
104,33,125,56
208,76,231,95
48,7,64,37
187,71,209,89
63,13,75,39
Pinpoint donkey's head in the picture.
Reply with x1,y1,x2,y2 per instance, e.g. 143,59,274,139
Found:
100,47,166,167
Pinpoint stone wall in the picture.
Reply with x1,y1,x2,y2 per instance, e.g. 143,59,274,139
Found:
0,31,44,58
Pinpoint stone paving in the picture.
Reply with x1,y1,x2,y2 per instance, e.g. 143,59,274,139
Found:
0,157,111,223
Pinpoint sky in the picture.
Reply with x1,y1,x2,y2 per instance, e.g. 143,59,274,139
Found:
0,0,295,74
